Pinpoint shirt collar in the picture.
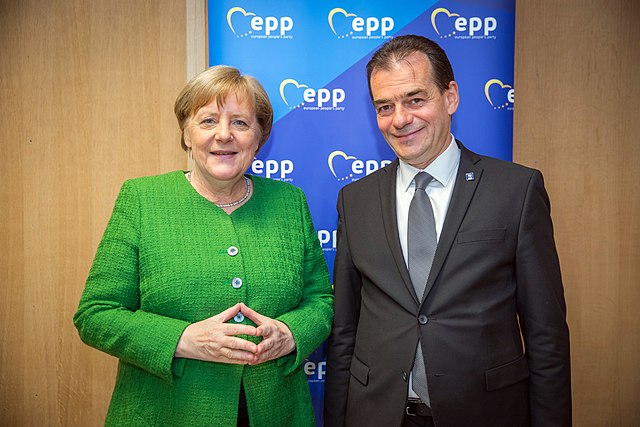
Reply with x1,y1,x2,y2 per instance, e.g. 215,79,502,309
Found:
398,134,460,192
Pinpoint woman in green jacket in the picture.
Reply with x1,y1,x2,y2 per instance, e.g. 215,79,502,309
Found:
74,65,334,426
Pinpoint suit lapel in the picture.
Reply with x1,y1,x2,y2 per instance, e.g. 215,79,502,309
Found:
378,159,420,304
423,142,483,300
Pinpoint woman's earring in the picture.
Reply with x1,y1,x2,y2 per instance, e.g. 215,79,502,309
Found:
188,148,193,161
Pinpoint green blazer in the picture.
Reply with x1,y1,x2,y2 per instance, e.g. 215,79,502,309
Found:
74,171,334,426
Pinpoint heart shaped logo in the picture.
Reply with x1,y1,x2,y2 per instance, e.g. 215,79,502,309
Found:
431,7,460,38
328,8,357,38
279,79,309,109
328,151,357,181
484,79,512,109
226,7,256,36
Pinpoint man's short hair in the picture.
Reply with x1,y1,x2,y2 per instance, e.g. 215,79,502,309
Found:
366,35,455,99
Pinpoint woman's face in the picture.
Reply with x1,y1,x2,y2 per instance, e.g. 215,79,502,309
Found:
184,94,260,185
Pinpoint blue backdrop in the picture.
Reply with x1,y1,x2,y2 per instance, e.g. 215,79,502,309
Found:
209,1,515,423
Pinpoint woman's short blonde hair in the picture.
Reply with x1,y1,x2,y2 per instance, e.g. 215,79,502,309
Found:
174,65,273,152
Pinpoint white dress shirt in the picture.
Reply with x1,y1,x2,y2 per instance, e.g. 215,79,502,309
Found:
396,134,461,399
396,135,461,265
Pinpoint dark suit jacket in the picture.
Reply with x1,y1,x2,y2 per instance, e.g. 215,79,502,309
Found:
324,142,571,427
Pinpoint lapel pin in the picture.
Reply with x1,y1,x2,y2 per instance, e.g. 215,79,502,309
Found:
465,172,475,181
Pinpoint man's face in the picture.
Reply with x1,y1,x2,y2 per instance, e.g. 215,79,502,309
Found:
370,51,459,169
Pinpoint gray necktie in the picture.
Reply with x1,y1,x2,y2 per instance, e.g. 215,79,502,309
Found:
408,171,436,404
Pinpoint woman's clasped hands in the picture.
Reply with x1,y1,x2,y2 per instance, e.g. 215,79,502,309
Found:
175,302,296,365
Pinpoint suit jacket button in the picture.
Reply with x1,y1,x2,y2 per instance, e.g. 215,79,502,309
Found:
402,371,408,381
227,246,239,256
418,315,428,325
234,312,245,323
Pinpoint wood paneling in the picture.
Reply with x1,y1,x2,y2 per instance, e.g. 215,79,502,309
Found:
514,1,640,425
0,1,187,425
2,0,639,425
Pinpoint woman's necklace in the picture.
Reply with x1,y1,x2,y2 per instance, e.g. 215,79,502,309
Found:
186,171,252,208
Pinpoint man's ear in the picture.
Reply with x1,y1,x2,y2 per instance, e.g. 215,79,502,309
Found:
445,81,460,115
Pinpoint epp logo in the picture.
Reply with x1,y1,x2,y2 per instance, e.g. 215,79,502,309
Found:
280,79,346,111
250,159,294,181
328,150,392,182
328,8,394,39
304,360,326,382
484,79,514,110
317,229,337,252
431,7,497,39
226,7,293,39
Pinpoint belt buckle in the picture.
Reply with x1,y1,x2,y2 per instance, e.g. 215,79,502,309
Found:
405,399,422,417
406,399,431,417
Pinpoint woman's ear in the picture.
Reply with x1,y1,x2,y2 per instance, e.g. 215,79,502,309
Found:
183,128,192,149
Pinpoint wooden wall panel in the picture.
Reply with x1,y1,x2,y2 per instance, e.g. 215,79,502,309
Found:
514,1,640,425
0,0,187,425
2,0,639,425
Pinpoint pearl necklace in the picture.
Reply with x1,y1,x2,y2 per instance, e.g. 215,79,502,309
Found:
186,172,252,208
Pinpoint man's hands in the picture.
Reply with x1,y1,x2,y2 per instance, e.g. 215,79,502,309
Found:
175,302,295,365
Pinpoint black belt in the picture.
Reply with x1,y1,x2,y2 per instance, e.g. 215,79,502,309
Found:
405,398,432,417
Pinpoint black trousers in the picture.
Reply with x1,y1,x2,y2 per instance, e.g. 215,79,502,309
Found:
237,384,249,427
237,406,250,427
403,413,435,426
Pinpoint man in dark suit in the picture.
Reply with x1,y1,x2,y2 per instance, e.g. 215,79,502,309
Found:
324,35,571,427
